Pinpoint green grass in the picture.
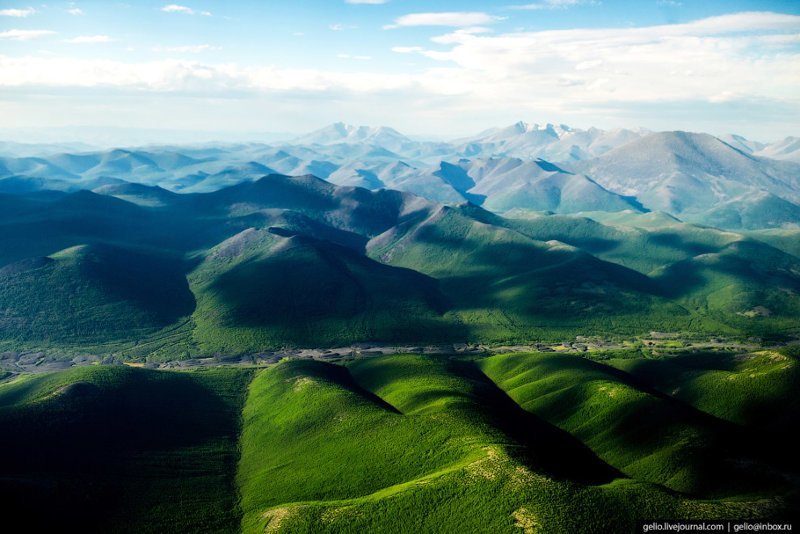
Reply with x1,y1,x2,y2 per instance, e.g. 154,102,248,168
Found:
2,354,795,532
189,230,457,351
367,205,708,343
0,365,253,533
1,180,799,356
236,355,793,532
606,350,799,428
478,352,791,497
236,358,486,532
0,243,194,343
746,228,800,258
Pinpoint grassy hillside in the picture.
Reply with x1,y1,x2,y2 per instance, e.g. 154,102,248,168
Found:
503,213,800,338
369,205,698,341
2,354,795,532
237,355,792,533
478,352,792,496
0,177,798,355
0,366,253,533
506,212,738,274
746,228,800,258
606,348,799,432
696,192,800,230
237,358,487,532
189,230,456,351
0,243,195,343
652,240,800,337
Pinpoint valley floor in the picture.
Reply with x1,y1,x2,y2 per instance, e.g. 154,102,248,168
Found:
0,334,770,374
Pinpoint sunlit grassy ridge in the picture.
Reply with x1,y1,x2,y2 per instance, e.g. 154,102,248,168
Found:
236,358,486,532
235,354,793,532
1,351,795,532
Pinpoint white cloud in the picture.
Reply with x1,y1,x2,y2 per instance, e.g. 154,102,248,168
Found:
64,35,112,44
345,0,387,4
1,11,798,137
510,0,599,10
161,4,195,14
384,12,505,29
430,27,493,44
402,11,800,109
0,29,54,40
0,7,36,17
67,8,84,16
0,55,413,93
574,59,603,70
153,44,221,53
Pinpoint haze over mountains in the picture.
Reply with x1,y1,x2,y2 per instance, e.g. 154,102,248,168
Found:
1,121,798,231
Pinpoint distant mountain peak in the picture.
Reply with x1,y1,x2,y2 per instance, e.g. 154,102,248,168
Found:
291,122,414,150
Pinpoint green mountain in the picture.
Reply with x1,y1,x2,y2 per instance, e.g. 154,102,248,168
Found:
1,174,799,357
190,229,454,351
0,243,194,343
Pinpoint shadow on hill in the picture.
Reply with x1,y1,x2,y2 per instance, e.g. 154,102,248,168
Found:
483,353,796,497
456,360,623,485
654,242,800,303
347,354,621,486
612,352,800,473
82,244,197,324
209,237,450,328
0,367,239,463
648,232,721,256
0,366,251,532
407,218,660,297
284,359,403,415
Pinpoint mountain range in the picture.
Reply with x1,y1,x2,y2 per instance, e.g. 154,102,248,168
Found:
1,122,798,231
1,169,799,356
2,122,800,532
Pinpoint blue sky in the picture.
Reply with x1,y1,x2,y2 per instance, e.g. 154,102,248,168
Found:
1,0,799,142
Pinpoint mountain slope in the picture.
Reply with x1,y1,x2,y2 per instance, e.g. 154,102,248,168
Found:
366,204,686,340
569,131,800,225
452,122,646,161
190,228,454,351
0,172,798,354
756,136,800,163
291,122,418,154
479,352,792,496
0,366,252,532
0,243,195,343
332,158,643,214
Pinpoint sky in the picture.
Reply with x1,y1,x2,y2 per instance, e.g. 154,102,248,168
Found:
1,0,799,143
